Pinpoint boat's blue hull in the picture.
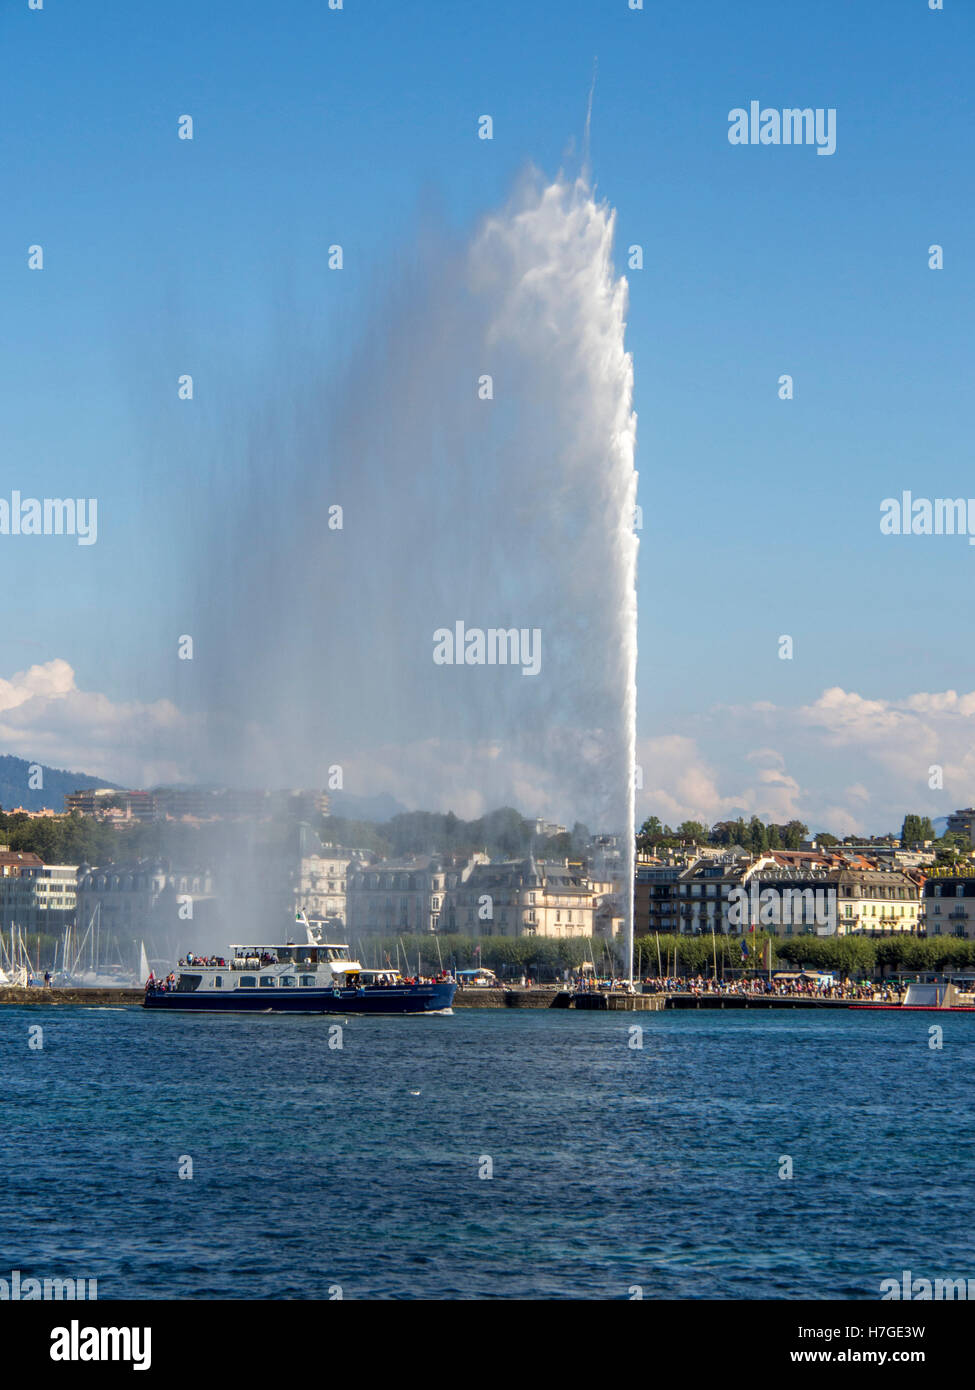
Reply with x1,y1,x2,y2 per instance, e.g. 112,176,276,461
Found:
143,982,456,1015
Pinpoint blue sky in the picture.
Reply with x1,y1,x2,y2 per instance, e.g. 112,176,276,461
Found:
0,0,972,832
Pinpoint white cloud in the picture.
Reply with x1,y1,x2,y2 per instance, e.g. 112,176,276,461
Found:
636,685,975,835
0,659,197,788
6,661,975,838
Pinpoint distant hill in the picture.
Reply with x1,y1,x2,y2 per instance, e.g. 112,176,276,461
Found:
0,755,119,813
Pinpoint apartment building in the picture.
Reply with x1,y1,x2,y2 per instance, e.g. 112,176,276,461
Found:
924,872,975,938
438,856,596,938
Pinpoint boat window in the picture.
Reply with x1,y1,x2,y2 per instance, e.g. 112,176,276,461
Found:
214,976,223,988
259,976,276,987
239,975,256,988
277,948,296,962
281,976,295,987
300,975,316,986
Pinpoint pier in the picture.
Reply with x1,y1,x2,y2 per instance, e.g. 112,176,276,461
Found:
663,993,859,1010
0,987,144,1006
553,991,664,1011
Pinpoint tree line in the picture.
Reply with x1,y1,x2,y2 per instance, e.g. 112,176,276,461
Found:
639,812,962,859
636,931,975,977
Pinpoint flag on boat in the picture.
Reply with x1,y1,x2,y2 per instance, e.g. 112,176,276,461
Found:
740,938,749,958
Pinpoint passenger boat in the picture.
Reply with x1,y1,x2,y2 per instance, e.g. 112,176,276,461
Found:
143,933,456,1015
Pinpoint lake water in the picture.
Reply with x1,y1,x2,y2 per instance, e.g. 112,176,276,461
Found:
2,1005,972,1299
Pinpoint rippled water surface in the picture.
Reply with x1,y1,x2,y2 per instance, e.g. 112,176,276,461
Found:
2,1005,971,1299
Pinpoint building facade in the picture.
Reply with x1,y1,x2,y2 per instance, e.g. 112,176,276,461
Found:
0,864,78,934
346,856,486,936
923,872,975,938
64,787,330,823
295,852,355,925
833,866,920,934
634,860,681,936
439,856,596,938
75,861,217,955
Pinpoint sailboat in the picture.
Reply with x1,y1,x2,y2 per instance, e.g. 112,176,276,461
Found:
56,906,139,987
0,925,34,987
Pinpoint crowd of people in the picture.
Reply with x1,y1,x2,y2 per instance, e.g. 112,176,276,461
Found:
640,974,900,1001
147,971,178,992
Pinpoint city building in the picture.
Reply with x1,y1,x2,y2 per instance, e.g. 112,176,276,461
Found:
946,808,975,844
75,861,217,955
346,855,485,935
0,864,78,934
923,871,975,938
64,787,330,823
634,858,681,935
0,849,44,878
535,818,568,839
439,855,596,938
675,856,765,935
640,847,923,939
833,866,921,935
296,851,356,925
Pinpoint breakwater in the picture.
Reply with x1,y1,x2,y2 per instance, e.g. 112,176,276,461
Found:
663,993,866,1010
0,987,144,1006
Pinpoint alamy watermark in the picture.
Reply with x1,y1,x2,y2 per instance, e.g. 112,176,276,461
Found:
881,1269,975,1300
50,1320,150,1371
880,493,975,545
728,102,836,156
0,492,97,545
433,622,541,676
728,883,837,933
0,1268,97,1299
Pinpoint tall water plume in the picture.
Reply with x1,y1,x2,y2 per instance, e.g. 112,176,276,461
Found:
191,170,638,964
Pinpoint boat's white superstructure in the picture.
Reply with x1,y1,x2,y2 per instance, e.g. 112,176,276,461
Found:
166,941,367,996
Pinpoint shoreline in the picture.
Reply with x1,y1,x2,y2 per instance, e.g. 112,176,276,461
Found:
0,985,918,1011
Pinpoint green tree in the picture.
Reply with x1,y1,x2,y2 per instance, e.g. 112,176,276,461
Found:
900,813,924,845
934,831,969,866
638,815,664,848
747,816,768,853
676,820,708,844
782,820,809,850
